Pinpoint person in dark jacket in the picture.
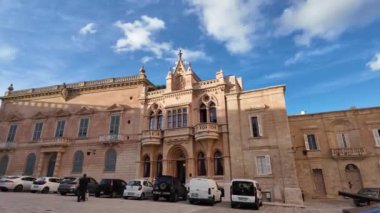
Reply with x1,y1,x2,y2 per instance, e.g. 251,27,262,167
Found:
77,174,89,202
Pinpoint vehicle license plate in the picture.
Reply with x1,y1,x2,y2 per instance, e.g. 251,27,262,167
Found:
238,197,248,201
33,185,38,188
128,192,134,196
191,193,198,197
153,191,160,195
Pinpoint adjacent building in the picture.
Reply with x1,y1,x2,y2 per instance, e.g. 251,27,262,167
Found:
1,53,379,203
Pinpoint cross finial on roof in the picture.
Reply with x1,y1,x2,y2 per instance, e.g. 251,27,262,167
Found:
178,49,182,60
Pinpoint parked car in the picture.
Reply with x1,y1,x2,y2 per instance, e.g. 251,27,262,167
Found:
353,188,380,206
123,179,154,200
58,176,99,196
0,176,36,192
30,177,61,193
230,179,262,210
187,178,224,205
152,175,187,202
95,179,127,198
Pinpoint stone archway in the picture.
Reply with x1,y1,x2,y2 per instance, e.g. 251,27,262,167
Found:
167,145,188,183
345,164,363,193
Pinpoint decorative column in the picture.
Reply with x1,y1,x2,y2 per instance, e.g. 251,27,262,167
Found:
53,152,62,177
36,152,45,177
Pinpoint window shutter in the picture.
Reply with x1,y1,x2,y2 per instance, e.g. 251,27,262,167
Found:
372,129,380,147
258,116,263,137
304,134,310,150
336,134,344,148
265,155,272,175
343,133,350,148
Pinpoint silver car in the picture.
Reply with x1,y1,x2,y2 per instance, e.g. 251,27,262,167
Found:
123,179,153,200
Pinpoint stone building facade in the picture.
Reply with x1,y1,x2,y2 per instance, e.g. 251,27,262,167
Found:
4,53,379,204
289,107,380,199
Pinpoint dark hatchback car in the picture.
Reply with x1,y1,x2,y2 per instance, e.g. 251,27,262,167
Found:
95,179,127,198
58,176,99,196
152,176,187,202
353,188,380,206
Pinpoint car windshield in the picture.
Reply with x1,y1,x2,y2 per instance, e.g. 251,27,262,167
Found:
128,180,141,186
232,181,255,196
359,188,379,196
4,176,19,179
156,176,173,184
100,179,112,185
61,177,77,183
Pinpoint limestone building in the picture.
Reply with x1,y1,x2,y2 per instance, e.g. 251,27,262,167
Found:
289,107,380,199
4,52,380,204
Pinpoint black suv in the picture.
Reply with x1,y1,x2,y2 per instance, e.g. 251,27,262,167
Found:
58,176,98,196
152,176,187,202
95,179,127,198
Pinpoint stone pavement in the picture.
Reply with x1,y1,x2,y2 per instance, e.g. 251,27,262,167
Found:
0,192,354,213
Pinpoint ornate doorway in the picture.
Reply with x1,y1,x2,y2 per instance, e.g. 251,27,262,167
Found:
345,164,363,193
46,153,57,177
167,145,187,184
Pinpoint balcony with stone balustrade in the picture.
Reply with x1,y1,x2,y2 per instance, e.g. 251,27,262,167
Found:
141,130,163,146
32,137,72,148
0,142,16,151
99,134,126,144
194,123,220,141
331,147,367,159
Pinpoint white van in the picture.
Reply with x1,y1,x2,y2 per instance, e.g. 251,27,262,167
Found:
230,179,262,210
187,178,224,205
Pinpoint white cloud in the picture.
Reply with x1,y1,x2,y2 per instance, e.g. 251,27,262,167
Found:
263,71,293,80
186,0,267,54
0,45,17,61
367,53,380,71
79,23,97,35
285,44,341,65
114,16,211,63
113,15,170,58
276,0,380,46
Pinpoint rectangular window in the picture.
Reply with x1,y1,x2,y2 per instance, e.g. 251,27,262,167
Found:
78,118,89,138
167,111,172,128
256,155,272,176
32,122,43,141
172,111,177,128
109,115,120,135
336,133,350,148
372,129,380,147
6,124,17,142
250,116,262,137
55,120,65,138
183,108,187,127
177,109,182,128
304,134,318,150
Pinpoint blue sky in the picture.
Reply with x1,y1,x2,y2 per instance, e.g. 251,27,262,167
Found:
1,0,380,114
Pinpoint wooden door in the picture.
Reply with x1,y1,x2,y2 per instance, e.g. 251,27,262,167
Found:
313,169,327,195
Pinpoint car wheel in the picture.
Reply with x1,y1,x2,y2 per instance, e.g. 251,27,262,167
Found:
41,187,49,194
153,195,159,201
140,193,145,200
231,202,236,208
14,185,23,192
95,192,100,197
124,196,129,200
189,199,194,204
182,192,187,201
209,196,215,206
60,192,67,196
253,198,259,210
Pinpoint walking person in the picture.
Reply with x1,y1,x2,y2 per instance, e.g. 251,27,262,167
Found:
77,173,89,202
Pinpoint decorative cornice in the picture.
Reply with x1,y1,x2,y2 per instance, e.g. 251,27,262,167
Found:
1,75,153,101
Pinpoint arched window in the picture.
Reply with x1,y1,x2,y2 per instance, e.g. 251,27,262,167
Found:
209,102,217,123
104,148,117,172
157,155,163,177
23,153,36,175
200,103,207,123
143,155,150,177
167,111,172,128
72,151,84,173
0,155,9,176
149,111,155,130
214,151,224,176
197,152,207,176
157,110,163,129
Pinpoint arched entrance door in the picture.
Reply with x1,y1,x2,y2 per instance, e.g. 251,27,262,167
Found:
46,153,57,177
345,164,363,192
167,145,187,184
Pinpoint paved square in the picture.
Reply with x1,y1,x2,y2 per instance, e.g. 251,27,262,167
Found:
0,192,355,213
